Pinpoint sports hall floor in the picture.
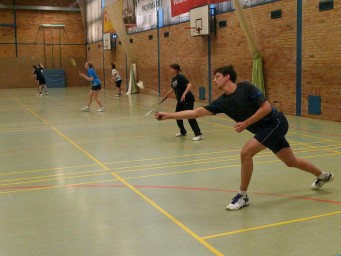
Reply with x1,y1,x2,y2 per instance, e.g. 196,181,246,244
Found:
0,87,340,256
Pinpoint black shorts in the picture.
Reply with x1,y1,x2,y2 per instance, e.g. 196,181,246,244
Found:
254,112,290,153
38,78,46,85
91,85,101,91
115,79,122,88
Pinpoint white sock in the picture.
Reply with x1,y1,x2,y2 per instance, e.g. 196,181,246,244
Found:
238,190,247,196
317,172,327,180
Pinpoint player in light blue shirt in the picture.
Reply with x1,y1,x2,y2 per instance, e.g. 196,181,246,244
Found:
79,61,105,112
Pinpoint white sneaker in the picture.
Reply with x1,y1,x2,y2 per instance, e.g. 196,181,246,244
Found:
311,172,334,190
192,135,203,141
97,107,105,112
226,194,250,211
81,106,90,112
175,132,186,137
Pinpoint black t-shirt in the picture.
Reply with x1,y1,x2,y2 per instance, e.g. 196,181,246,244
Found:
171,74,194,102
34,67,44,80
203,81,279,134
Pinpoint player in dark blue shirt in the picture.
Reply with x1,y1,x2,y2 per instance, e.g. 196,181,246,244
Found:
155,65,334,211
161,64,203,141
32,63,48,96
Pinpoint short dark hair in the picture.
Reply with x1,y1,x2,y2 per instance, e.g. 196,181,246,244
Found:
170,63,181,72
111,63,116,69
214,65,237,83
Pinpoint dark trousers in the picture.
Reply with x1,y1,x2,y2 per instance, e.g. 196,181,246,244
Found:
175,101,202,136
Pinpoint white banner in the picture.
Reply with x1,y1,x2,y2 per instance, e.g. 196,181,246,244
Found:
136,0,162,16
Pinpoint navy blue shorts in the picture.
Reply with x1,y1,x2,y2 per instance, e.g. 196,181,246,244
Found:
254,112,290,153
38,78,46,85
91,85,101,91
115,79,122,88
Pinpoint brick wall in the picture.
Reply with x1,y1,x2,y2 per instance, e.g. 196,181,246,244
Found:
109,0,340,121
0,2,87,88
301,0,341,120
0,0,340,121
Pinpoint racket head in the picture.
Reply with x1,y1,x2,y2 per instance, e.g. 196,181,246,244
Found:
70,59,77,67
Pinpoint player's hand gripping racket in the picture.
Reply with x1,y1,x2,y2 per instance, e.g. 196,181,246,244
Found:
144,98,166,117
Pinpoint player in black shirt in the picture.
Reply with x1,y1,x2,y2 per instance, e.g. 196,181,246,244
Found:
161,64,203,141
32,63,48,96
155,65,334,211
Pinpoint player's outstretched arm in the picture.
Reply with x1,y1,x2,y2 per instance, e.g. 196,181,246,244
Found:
155,107,211,120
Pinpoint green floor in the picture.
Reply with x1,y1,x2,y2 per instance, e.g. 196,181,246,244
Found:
0,87,340,256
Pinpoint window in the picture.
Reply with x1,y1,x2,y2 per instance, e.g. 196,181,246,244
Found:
86,0,103,42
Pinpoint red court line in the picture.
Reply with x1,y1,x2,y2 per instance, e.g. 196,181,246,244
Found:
135,185,341,205
2,184,340,205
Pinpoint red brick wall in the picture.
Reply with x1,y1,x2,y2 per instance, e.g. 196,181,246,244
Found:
302,0,341,120
1,0,340,121
0,2,87,88
109,0,340,121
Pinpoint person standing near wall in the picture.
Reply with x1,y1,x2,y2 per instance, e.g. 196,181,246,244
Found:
79,61,105,112
155,65,334,211
161,63,203,141
37,63,48,96
32,63,48,96
111,63,123,97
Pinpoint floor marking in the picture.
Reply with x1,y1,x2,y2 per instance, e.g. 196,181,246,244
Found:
290,126,341,138
202,210,341,240
2,183,340,206
10,96,224,256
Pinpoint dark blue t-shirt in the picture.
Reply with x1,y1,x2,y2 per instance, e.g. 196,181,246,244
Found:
33,67,44,80
203,81,279,134
171,74,194,102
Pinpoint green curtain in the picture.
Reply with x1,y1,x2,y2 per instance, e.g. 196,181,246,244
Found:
233,0,265,95
252,53,265,95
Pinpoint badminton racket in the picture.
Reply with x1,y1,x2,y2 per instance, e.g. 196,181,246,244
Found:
144,98,166,117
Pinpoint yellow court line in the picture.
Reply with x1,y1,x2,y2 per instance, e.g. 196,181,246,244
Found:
109,171,223,256
0,164,100,177
290,131,341,143
202,210,341,240
1,151,339,188
0,171,110,186
0,142,337,179
11,97,224,256
0,178,117,195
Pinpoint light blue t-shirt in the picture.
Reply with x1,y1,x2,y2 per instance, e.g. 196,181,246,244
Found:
87,68,101,86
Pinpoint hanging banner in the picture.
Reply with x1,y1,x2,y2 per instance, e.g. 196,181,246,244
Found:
171,0,206,17
171,0,227,17
137,0,161,16
103,6,116,33
123,0,137,28
209,0,228,3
